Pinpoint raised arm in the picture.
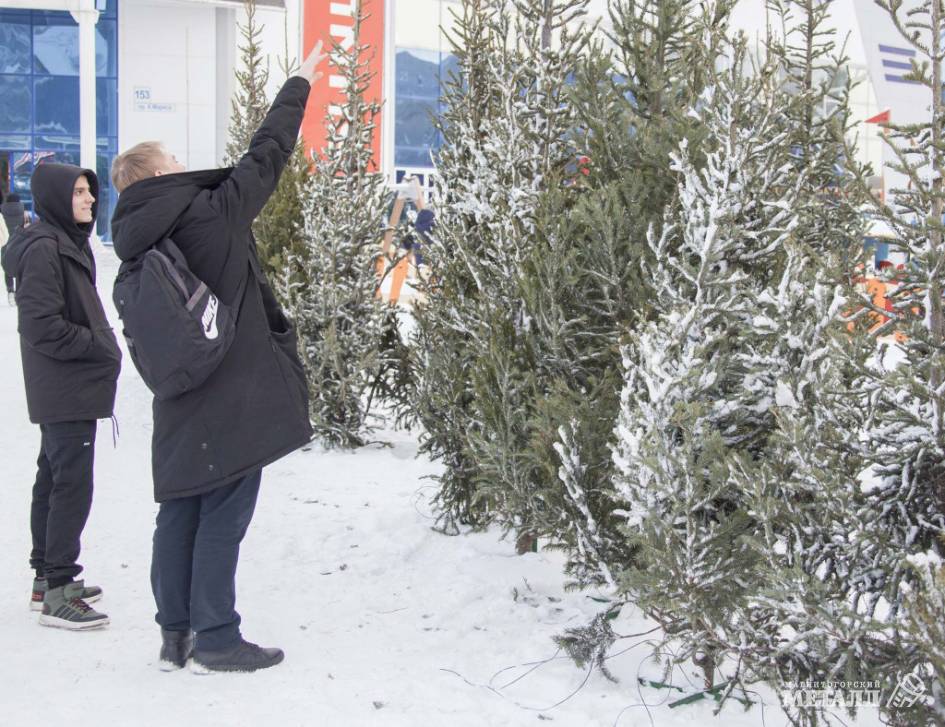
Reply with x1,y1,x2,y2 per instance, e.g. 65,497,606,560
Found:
210,41,327,230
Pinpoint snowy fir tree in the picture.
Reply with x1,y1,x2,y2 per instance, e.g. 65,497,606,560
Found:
408,0,716,572
601,2,945,721
528,0,741,585
710,4,887,724
827,0,945,721
402,0,497,530
863,0,945,597
225,0,269,166
457,1,606,556
226,0,310,282
283,7,400,448
406,0,597,539
609,34,807,691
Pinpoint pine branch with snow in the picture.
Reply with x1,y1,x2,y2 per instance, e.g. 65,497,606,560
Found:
286,8,400,448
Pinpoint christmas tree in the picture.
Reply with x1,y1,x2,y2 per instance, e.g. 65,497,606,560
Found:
284,6,399,448
225,0,269,166
834,1,945,721
532,0,739,584
225,0,310,284
611,32,806,690
407,0,595,537
404,0,499,531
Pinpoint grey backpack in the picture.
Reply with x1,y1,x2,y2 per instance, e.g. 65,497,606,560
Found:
113,237,244,400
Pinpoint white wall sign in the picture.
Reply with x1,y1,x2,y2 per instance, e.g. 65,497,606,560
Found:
133,86,176,113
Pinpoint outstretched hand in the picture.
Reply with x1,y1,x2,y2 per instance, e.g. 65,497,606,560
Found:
295,40,327,85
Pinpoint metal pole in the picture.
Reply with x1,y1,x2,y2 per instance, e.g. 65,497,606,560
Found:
382,0,395,181
70,0,100,175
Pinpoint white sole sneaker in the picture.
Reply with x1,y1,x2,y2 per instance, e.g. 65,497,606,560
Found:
38,614,109,630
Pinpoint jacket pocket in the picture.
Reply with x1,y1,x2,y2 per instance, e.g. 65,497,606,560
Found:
89,326,123,374
270,326,309,422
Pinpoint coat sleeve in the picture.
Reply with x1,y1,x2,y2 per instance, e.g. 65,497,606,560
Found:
16,240,95,361
209,76,312,230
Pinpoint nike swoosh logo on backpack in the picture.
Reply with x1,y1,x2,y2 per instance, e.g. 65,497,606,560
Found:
202,295,219,340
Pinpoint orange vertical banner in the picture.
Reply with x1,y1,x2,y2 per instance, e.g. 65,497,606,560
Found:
302,0,386,168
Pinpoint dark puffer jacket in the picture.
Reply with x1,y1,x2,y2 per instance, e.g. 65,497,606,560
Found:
110,77,313,503
1,164,122,424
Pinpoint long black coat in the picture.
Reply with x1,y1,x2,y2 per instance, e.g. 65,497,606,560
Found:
1,164,121,424
110,77,313,502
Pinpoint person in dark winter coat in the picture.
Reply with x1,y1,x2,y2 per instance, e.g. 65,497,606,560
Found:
1,191,28,302
109,42,325,673
2,191,29,236
0,164,122,630
0,190,7,300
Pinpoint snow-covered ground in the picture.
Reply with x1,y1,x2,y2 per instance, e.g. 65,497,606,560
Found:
0,242,884,727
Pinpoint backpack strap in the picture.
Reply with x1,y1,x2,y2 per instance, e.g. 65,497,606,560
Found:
186,282,209,312
156,238,192,299
158,235,251,319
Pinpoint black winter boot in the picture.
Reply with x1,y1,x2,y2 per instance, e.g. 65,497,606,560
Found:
159,628,194,671
191,638,284,674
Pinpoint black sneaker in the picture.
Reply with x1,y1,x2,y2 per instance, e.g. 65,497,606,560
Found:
191,638,284,674
159,628,194,671
38,582,109,630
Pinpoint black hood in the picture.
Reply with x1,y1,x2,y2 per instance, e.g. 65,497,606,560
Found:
31,163,99,247
110,168,232,261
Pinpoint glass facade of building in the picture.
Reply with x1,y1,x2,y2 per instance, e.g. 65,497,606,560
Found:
393,0,458,179
0,0,119,238
394,48,455,170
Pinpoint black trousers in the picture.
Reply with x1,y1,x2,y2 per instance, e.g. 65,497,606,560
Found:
29,420,97,588
151,470,261,652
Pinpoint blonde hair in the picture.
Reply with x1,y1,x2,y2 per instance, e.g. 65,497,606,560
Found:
111,141,167,193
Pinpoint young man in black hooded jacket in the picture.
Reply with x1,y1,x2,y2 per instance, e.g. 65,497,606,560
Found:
1,164,122,630
109,43,325,673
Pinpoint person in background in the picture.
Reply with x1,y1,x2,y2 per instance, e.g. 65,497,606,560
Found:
0,164,122,629
108,42,325,674
1,192,30,305
0,190,7,299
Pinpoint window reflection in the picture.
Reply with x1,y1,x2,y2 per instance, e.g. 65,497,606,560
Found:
32,21,113,76
35,76,80,134
97,78,117,136
394,48,455,169
0,75,31,133
0,7,118,238
33,24,79,75
0,16,31,74
0,134,31,150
